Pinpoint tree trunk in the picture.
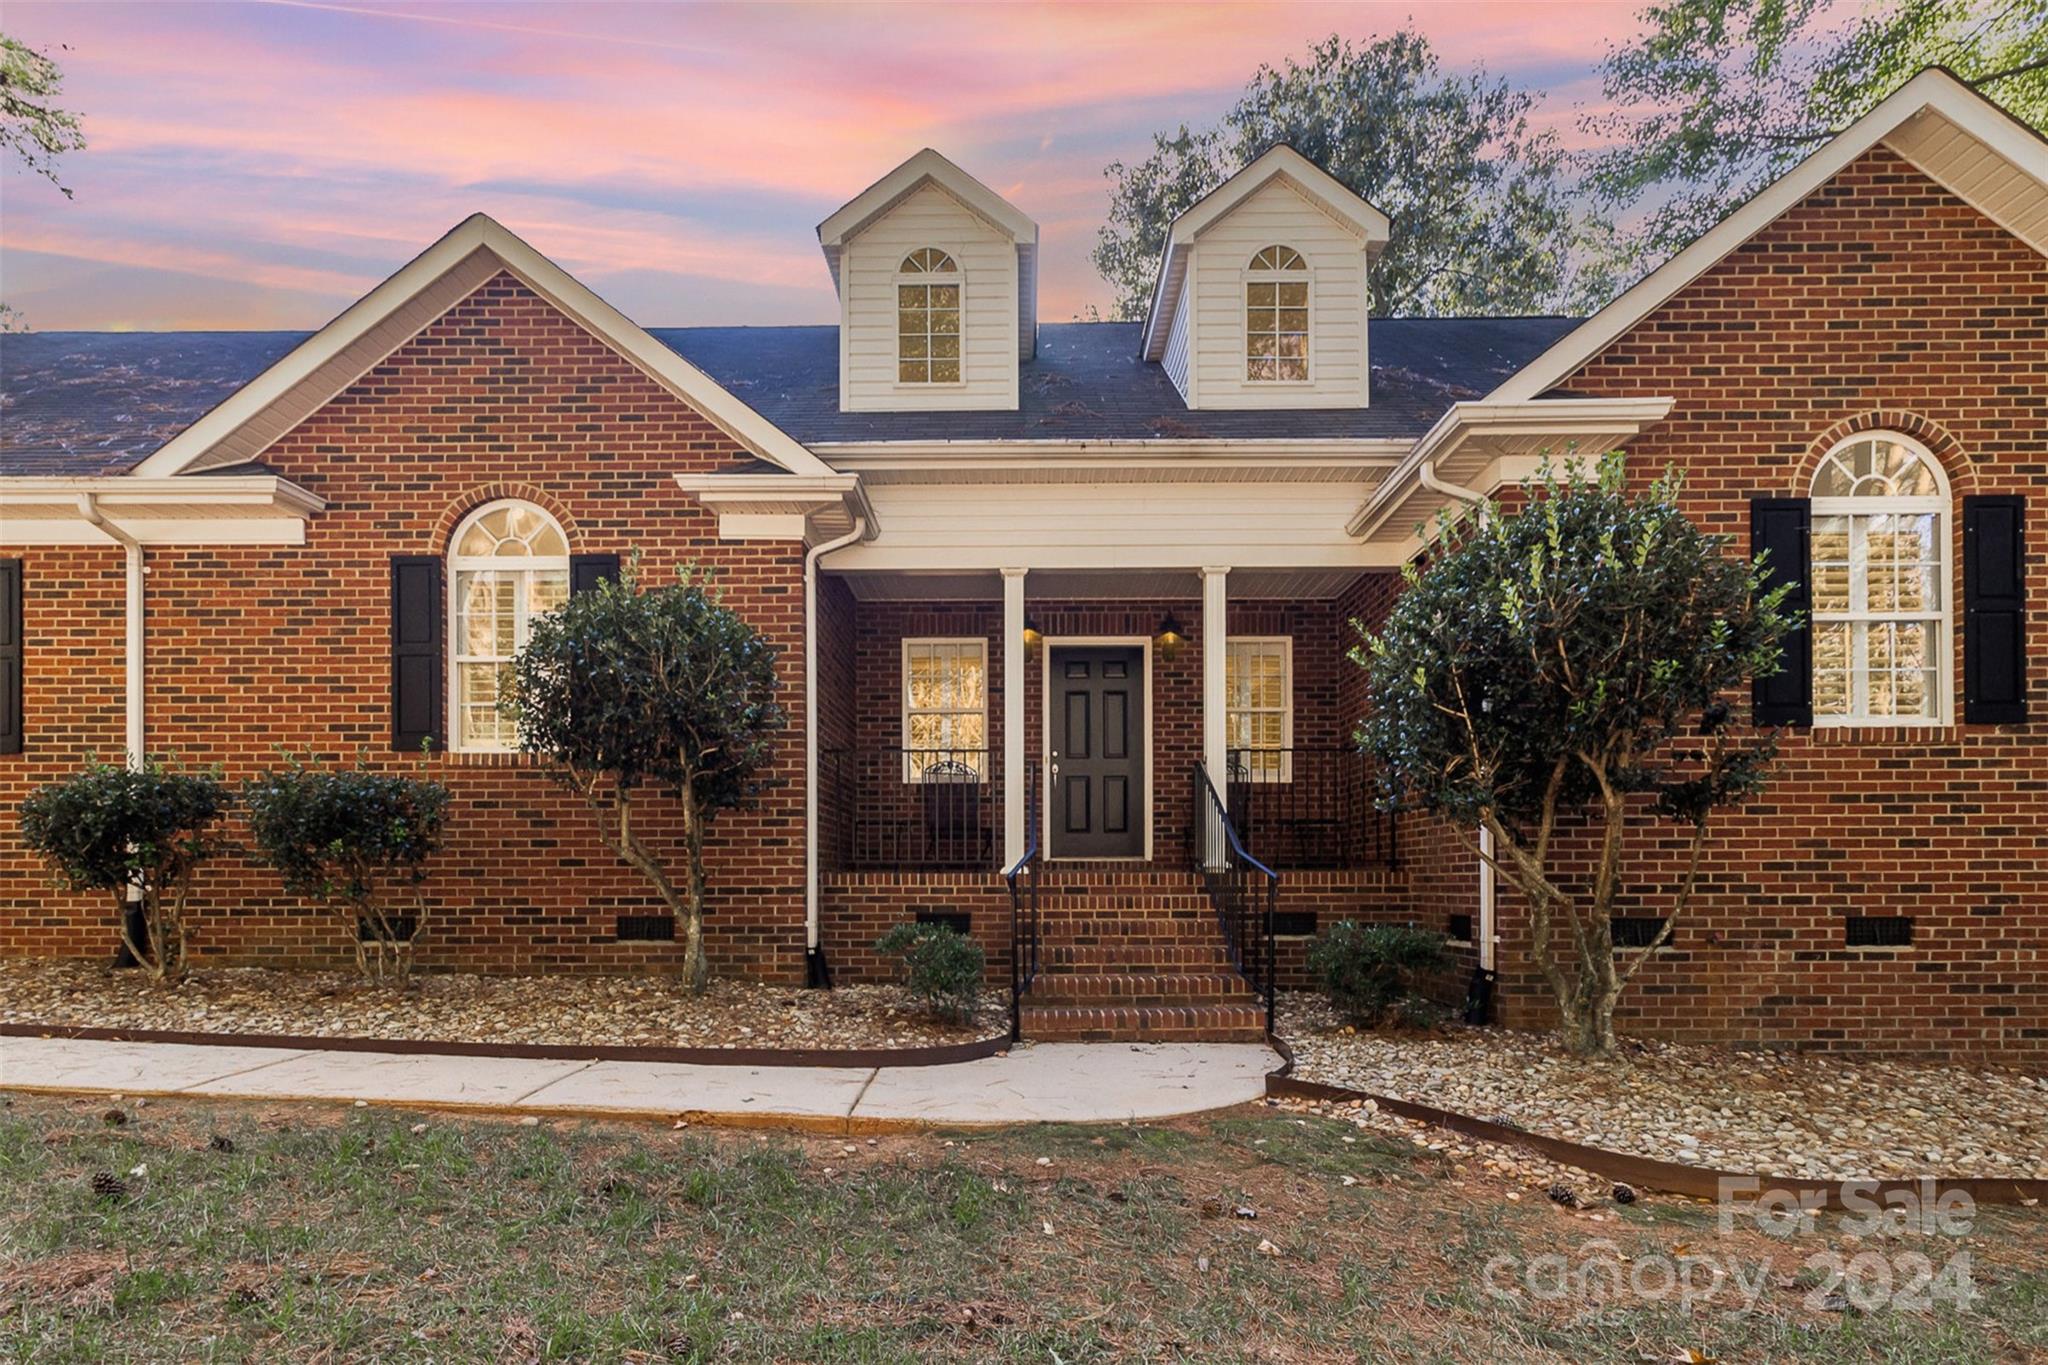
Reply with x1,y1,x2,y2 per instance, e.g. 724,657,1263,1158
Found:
679,783,710,994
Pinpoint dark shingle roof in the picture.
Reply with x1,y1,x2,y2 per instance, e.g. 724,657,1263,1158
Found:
1,318,1579,476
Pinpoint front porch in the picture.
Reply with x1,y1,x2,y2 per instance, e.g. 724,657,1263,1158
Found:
814,567,1410,1039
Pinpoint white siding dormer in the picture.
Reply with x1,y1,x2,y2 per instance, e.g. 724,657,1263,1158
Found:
819,150,1038,413
1139,146,1388,413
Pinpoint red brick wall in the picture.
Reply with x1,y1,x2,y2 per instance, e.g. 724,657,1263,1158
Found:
3,273,812,981
1481,148,2048,1062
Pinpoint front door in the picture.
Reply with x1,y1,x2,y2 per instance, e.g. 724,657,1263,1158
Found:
1050,646,1145,858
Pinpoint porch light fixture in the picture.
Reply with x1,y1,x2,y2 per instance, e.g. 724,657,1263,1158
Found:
1155,612,1187,659
1022,615,1043,653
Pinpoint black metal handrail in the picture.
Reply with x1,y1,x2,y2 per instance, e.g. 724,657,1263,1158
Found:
821,747,996,870
1226,746,1397,870
1005,765,1042,1043
1190,762,1279,1035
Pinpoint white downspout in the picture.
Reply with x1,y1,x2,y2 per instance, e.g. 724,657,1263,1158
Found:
1411,468,1498,976
78,495,145,767
804,515,867,978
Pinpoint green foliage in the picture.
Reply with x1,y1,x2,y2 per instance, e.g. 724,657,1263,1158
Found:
509,564,784,992
242,760,450,982
1355,453,1792,1054
18,762,233,983
1586,0,2048,260
1306,921,1451,1027
1,34,86,198
874,922,985,1025
1094,30,1632,320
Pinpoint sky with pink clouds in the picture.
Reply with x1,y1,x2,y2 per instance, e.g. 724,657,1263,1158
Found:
1,1,1656,332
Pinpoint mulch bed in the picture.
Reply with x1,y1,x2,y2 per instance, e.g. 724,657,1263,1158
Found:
0,959,1009,1053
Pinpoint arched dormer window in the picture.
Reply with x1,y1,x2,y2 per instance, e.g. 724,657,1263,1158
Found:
448,500,569,750
896,248,961,384
1246,245,1309,382
1809,433,1951,723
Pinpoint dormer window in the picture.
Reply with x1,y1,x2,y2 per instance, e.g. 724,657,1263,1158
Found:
1246,245,1309,382
897,248,962,384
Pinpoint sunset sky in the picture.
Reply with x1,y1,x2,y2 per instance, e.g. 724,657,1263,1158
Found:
1,1,1654,332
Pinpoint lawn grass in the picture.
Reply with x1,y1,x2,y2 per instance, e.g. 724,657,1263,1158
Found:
0,1091,2040,1362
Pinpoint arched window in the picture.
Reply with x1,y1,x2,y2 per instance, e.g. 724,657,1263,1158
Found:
1246,245,1308,382
448,500,569,750
1809,433,1951,723
896,248,961,384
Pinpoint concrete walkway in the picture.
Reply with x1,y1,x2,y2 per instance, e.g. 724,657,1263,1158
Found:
0,1035,1276,1131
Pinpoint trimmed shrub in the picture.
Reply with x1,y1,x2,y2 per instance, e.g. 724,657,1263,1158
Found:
19,762,233,984
243,761,450,983
1306,921,1450,1027
874,922,985,1025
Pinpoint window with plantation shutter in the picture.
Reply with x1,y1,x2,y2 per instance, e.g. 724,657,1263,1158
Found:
1226,637,1292,781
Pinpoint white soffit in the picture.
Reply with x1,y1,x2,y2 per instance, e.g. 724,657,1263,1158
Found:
0,475,326,545
672,472,875,544
832,566,1377,602
130,214,840,480
1489,67,2048,403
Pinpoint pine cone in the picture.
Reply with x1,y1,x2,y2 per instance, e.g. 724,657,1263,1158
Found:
89,1171,130,1202
1611,1182,1638,1205
209,1134,236,1153
102,1108,128,1127
1545,1183,1578,1208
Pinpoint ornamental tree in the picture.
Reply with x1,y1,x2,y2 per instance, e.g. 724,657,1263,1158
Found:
19,762,233,984
508,565,784,993
1356,454,1795,1057
243,760,451,984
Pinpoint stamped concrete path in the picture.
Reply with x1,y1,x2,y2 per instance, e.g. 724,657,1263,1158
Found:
0,1035,1275,1131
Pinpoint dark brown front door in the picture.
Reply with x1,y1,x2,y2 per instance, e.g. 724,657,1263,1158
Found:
1051,646,1145,858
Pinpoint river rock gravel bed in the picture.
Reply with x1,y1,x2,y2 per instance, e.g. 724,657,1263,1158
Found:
1278,992,2048,1183
0,959,1009,1052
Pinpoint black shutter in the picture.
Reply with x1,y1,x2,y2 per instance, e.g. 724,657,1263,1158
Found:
391,556,443,751
0,558,21,755
1751,497,1813,727
571,553,621,596
1963,495,2026,724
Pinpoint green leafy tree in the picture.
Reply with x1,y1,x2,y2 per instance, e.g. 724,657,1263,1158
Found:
19,763,233,984
508,566,784,993
2,34,85,198
243,760,451,984
1586,0,2048,260
1356,455,1793,1057
1094,31,1631,320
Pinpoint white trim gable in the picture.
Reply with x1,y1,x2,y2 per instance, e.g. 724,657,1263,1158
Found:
1489,68,2048,403
817,148,1037,255
131,213,841,480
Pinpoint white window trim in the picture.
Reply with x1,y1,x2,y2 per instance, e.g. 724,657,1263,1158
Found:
901,636,989,783
446,500,571,753
1243,246,1313,386
893,247,967,390
1225,635,1294,782
1809,432,1953,728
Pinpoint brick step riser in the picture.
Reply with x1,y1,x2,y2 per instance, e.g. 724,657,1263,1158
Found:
1037,947,1238,968
1019,1003,1268,1045
1026,974,1255,1006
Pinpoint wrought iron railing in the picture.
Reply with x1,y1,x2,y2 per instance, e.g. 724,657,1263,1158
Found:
1189,762,1279,1035
821,747,996,870
1005,764,1042,1043
1226,746,1397,870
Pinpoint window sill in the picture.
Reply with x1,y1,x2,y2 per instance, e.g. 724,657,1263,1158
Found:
1805,722,1961,744
439,749,544,768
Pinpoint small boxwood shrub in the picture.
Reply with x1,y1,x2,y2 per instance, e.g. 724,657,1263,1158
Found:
19,762,234,984
1306,921,1450,1027
874,922,985,1025
243,760,450,983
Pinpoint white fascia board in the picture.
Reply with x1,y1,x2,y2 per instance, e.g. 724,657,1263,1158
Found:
1171,146,1391,246
0,474,327,515
1,475,325,545
1490,68,2048,403
816,148,1036,248
812,437,1408,479
132,214,837,480
1345,398,1675,537
672,472,878,539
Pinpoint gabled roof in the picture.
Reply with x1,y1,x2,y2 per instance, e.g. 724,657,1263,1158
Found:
1490,67,2048,402
816,147,1038,252
129,213,840,479
1140,144,1392,361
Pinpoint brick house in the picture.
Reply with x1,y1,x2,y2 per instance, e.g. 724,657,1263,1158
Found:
2,69,2041,1059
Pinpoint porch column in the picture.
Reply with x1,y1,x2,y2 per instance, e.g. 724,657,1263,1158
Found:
1001,567,1028,869
1201,565,1229,866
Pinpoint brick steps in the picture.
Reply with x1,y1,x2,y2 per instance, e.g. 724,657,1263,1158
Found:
1025,972,1250,1006
1017,1001,1268,1044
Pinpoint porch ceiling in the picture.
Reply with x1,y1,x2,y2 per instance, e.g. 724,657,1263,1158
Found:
832,566,1380,601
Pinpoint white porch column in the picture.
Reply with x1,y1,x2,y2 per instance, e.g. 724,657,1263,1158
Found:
1201,565,1229,866
1001,567,1028,869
